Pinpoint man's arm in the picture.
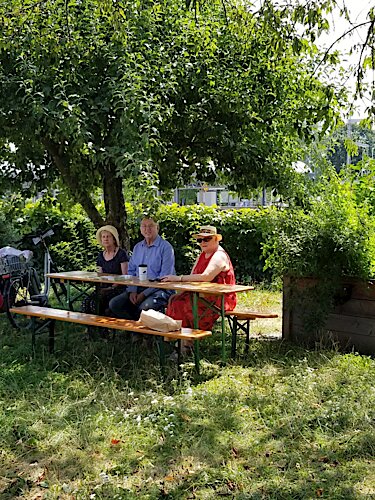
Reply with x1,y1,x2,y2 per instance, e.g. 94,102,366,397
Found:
159,241,175,277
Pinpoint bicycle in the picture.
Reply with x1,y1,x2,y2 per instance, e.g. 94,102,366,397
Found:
1,229,68,329
0,253,45,329
31,228,68,308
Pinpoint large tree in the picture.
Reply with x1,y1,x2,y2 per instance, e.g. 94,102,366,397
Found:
326,123,375,171
0,0,345,245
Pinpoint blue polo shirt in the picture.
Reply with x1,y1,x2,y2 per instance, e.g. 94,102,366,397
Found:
127,235,175,297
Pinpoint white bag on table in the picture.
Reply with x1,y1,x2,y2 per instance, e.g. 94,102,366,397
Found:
140,309,182,332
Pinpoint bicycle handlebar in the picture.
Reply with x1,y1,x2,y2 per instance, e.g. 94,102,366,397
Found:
32,229,54,246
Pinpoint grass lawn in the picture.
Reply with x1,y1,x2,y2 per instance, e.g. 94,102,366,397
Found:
0,289,375,499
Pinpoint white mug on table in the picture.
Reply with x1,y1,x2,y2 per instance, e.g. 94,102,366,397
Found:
138,264,148,281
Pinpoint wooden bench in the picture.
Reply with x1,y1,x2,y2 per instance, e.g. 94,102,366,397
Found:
9,305,211,372
225,309,278,357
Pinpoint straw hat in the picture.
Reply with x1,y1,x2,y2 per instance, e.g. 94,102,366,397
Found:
96,225,120,247
192,225,222,241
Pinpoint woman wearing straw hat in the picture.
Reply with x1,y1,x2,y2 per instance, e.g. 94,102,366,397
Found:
162,225,237,334
81,225,129,316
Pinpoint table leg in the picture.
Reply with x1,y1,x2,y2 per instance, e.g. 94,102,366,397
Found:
31,317,36,354
95,284,100,314
245,319,251,353
192,293,198,329
177,339,181,367
231,316,237,359
221,295,226,363
192,293,200,373
194,340,200,374
66,281,71,310
157,336,166,376
48,319,55,353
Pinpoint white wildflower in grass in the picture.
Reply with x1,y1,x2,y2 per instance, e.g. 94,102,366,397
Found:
99,472,110,483
185,387,193,398
151,399,158,405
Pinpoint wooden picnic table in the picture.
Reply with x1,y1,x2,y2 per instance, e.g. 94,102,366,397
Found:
47,270,254,361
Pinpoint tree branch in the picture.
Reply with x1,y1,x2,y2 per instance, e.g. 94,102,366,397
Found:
312,20,372,77
42,138,105,228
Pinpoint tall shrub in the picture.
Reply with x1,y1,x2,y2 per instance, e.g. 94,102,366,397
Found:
262,177,375,331
263,179,375,280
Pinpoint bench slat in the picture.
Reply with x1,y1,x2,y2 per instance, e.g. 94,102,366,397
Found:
225,309,278,320
9,306,211,341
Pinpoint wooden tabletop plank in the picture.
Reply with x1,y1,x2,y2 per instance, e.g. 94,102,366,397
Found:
47,271,254,295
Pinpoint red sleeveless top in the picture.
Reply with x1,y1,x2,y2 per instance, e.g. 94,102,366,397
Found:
166,246,237,329
192,247,237,311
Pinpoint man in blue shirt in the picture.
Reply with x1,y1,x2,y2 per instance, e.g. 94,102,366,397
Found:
108,217,175,319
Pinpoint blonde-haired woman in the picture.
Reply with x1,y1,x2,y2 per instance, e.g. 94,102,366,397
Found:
82,225,129,315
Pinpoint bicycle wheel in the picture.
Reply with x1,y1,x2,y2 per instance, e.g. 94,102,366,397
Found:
50,279,68,307
5,270,41,329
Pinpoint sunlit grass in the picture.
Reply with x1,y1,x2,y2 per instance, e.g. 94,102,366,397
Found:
0,289,375,499
237,287,283,338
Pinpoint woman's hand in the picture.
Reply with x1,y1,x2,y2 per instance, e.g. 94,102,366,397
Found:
161,275,179,282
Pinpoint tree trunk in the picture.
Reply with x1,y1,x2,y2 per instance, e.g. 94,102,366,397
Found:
43,138,105,228
43,138,129,248
103,164,129,250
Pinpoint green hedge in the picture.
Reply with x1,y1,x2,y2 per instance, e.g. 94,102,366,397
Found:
0,196,98,275
0,198,274,283
157,204,274,282
3,181,373,289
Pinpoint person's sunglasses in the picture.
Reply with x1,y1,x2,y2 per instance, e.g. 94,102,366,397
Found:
196,236,213,243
